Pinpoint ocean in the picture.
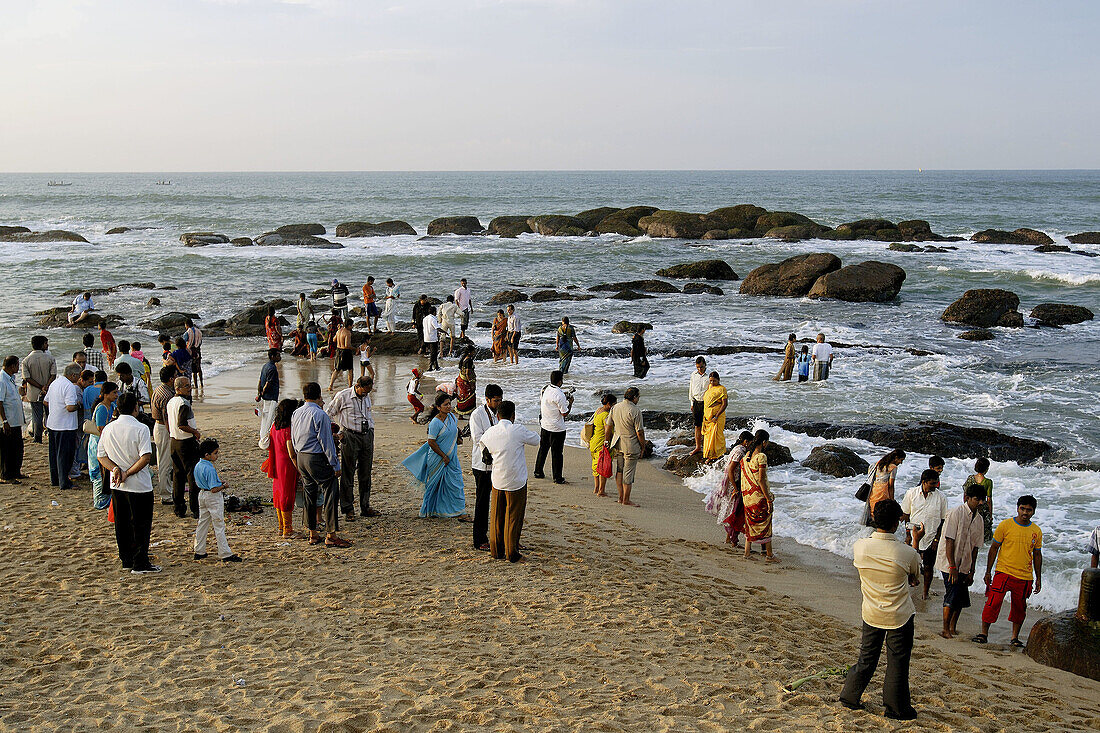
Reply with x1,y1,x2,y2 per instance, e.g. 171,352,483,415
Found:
1,170,1098,611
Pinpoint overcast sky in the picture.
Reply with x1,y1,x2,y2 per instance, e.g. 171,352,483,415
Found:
1,0,1096,171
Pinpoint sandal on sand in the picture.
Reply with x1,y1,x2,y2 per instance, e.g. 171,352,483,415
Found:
971,633,988,644
325,537,353,548
1010,638,1025,648
308,535,323,545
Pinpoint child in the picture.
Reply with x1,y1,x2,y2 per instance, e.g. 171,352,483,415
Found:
928,455,945,474
963,457,994,544
407,368,424,422
358,334,375,380
305,320,320,361
159,335,173,366
99,322,117,368
130,341,152,391
192,439,243,563
795,345,810,382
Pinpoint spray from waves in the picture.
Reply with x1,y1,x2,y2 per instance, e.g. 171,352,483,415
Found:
1020,270,1100,286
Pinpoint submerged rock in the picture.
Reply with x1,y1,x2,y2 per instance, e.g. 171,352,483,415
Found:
610,289,653,300
231,237,254,247
801,444,869,478
611,320,652,334
888,243,923,252
335,220,416,237
806,261,906,303
0,229,89,243
683,283,724,295
739,253,842,297
590,280,680,294
427,216,484,236
1067,232,1100,245
958,329,996,341
656,259,739,280
105,227,130,235
0,226,30,236
1034,244,1070,253
1030,303,1095,326
942,289,1022,328
180,232,229,247
253,233,342,249
530,290,594,303
486,289,529,305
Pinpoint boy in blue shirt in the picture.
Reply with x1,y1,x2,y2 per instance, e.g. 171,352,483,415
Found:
193,439,243,563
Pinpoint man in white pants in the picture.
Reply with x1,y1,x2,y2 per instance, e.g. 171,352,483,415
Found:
149,365,177,503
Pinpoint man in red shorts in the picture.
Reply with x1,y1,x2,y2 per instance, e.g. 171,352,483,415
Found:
973,494,1042,647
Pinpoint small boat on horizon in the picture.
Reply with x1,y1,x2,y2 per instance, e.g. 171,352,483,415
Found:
155,180,172,185
47,180,72,186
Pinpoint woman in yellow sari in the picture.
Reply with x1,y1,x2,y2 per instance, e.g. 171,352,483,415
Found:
588,393,616,496
740,429,776,561
701,372,728,461
491,309,508,363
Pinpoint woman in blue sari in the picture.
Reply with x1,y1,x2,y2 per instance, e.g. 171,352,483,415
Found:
402,393,467,518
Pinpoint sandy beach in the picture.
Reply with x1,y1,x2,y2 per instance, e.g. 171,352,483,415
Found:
1,354,1098,732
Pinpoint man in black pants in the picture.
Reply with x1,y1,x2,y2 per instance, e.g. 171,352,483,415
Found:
412,294,430,355
469,383,503,550
166,377,202,518
533,370,572,484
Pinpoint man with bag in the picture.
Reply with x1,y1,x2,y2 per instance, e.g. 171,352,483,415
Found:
533,371,572,484
469,383,503,551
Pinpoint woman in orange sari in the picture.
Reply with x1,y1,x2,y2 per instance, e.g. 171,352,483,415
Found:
265,307,283,351
491,309,508,363
740,429,776,561
701,372,728,461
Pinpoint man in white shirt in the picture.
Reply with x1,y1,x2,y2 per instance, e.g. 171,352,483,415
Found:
0,355,26,482
506,304,522,365
167,377,202,519
935,482,987,639
326,376,378,519
469,383,503,550
533,370,572,484
689,356,709,455
477,400,540,562
422,306,441,372
811,333,834,381
439,295,459,357
68,292,96,324
114,340,144,383
454,278,472,339
97,392,160,574
45,362,83,490
901,469,949,600
382,278,400,333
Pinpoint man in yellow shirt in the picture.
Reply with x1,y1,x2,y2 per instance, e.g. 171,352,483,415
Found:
974,495,1042,647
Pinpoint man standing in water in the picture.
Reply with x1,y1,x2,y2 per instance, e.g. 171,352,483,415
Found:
184,318,203,390
555,317,580,375
331,278,350,322
689,357,709,455
329,319,355,391
454,278,472,340
811,333,833,381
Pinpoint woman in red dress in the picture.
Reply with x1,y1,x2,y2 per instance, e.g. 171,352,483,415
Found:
265,307,283,351
267,398,301,537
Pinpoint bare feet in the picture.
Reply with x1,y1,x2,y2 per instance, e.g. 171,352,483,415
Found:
621,500,639,507
939,630,954,639
765,556,779,563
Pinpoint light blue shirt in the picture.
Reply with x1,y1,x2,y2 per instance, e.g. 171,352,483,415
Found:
290,401,340,471
83,382,104,415
1,371,25,428
194,458,222,491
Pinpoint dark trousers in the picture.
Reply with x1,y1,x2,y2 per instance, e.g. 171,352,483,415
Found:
339,428,374,514
427,341,440,370
489,485,527,561
472,468,492,547
298,452,340,534
48,428,77,489
632,356,650,379
839,616,915,717
29,401,46,442
171,437,200,517
0,425,25,479
534,428,565,482
112,489,154,570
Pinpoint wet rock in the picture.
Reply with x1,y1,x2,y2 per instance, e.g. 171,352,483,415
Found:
146,297,161,308
231,237,254,247
1034,244,1070,253
709,204,768,231
1030,303,1095,326
958,329,996,341
0,226,30,236
590,280,680,294
486,289,529,305
683,283,724,295
1026,606,1100,681
427,216,484,236
1068,232,1100,245
663,450,706,477
486,216,533,238
638,210,732,239
807,261,906,303
656,259,739,280
475,321,492,329
0,229,89,243
997,311,1024,328
360,331,420,354
253,233,342,249
527,215,587,237
139,311,199,331
530,290,595,303
595,206,659,236
888,243,923,252
752,211,821,236
106,227,130,235
942,289,1021,328
274,223,326,236
335,220,416,237
573,207,621,230
609,290,653,300
765,223,832,241
701,229,729,240
764,442,794,467
801,444,869,478
739,253,842,297
35,307,122,329
611,320,652,334
180,232,229,246
310,288,330,299
971,228,1054,246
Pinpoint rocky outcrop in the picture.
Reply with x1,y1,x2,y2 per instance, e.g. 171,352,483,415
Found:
253,233,342,249
611,321,652,334
356,331,419,355
146,297,161,307
683,283,724,295
527,215,587,237
638,210,728,239
139,312,200,331
335,220,417,237
739,253,842,297
530,290,595,303
105,227,130,235
752,211,825,237
180,232,229,247
574,207,620,230
61,282,155,297
231,237,254,247
1035,244,1070,253
35,307,121,329
595,206,658,236
427,216,484,236
942,289,1022,328
801,444,869,478
487,290,529,305
709,204,768,231
971,228,1054,246
0,229,89,243
610,290,653,300
1068,232,1100,245
1026,606,1100,682
806,261,906,303
889,243,923,252
958,329,996,341
590,280,680,294
764,224,830,241
656,259,739,280
663,451,706,477
0,226,30,236
274,223,326,236
1030,303,1095,326
204,299,292,337
487,216,533,238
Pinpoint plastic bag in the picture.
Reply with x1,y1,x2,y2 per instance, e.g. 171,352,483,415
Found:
597,446,613,479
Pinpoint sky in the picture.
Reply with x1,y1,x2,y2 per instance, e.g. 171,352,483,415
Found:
0,0,1097,171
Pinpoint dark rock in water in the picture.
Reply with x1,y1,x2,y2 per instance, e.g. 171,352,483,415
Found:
524,320,559,334
888,242,923,252
335,220,416,237
231,237,254,247
595,206,658,236
764,442,794,467
487,289,528,305
527,214,587,237
958,329,996,341
764,223,831,241
590,279,680,294
476,321,492,329
1027,608,1100,681
0,229,89,243
427,216,484,236
740,253,842,297
1067,232,1100,245
971,228,1054,245
274,223,325,236
530,290,595,303
709,204,768,231
0,225,31,236
663,450,706,477
106,227,130,235
487,216,533,238
355,331,419,355
656,259,739,280
611,320,652,334
996,311,1024,328
60,282,154,297
1030,303,1095,326
610,289,653,300
701,229,729,240
35,307,121,329
942,289,1021,328
827,218,949,243
310,288,330,299
146,297,161,308
801,444,869,478
180,232,229,246
254,233,342,249
1034,244,1070,253
139,311,199,331
638,210,729,239
807,261,906,303
574,207,621,230
753,210,818,235
683,283,724,295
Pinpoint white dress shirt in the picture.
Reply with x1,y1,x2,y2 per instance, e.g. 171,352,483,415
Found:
689,370,709,402
540,385,570,433
477,419,541,491
422,314,440,343
469,402,498,471
166,395,197,440
326,387,374,432
900,486,949,551
97,414,154,493
440,301,459,329
811,342,833,362
45,378,81,431
507,314,522,334
454,286,472,312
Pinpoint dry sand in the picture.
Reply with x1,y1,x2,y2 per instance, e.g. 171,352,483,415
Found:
1,354,1098,732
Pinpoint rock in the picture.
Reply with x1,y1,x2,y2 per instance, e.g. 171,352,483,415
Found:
764,442,794,466
941,289,1021,328
1034,244,1070,253
656,259,738,280
753,211,822,236
997,311,1024,328
335,220,417,237
274,223,326,236
357,331,420,355
530,290,595,303
739,253,843,297
0,229,89,243
1026,607,1100,682
1030,303,1095,326
806,261,906,303
801,444,869,478
595,206,658,236
310,288,330,299
231,237,254,247
683,283,724,295
830,219,900,242
701,229,729,240
180,232,229,247
105,227,130,235
958,329,995,341
573,207,621,230
487,290,529,305
610,289,653,300
139,311,200,331
971,228,1054,245
34,307,120,329
476,321,492,329
611,320,652,334
590,280,680,294
146,297,161,308
426,216,484,236
665,430,696,448
486,216,533,238
0,226,30,236
764,224,830,241
1068,232,1100,245
527,215,587,237
663,450,706,477
253,233,342,249
637,210,727,239
709,204,768,231
889,243,924,252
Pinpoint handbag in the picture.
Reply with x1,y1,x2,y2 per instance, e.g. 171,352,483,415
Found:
83,418,101,437
581,422,595,443
597,446,613,479
854,482,871,502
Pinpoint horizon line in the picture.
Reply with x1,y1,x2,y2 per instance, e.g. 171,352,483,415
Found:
4,168,1100,175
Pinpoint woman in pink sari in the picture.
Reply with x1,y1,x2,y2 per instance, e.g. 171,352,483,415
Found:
265,307,283,351
266,399,300,538
713,431,753,545
740,429,776,562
